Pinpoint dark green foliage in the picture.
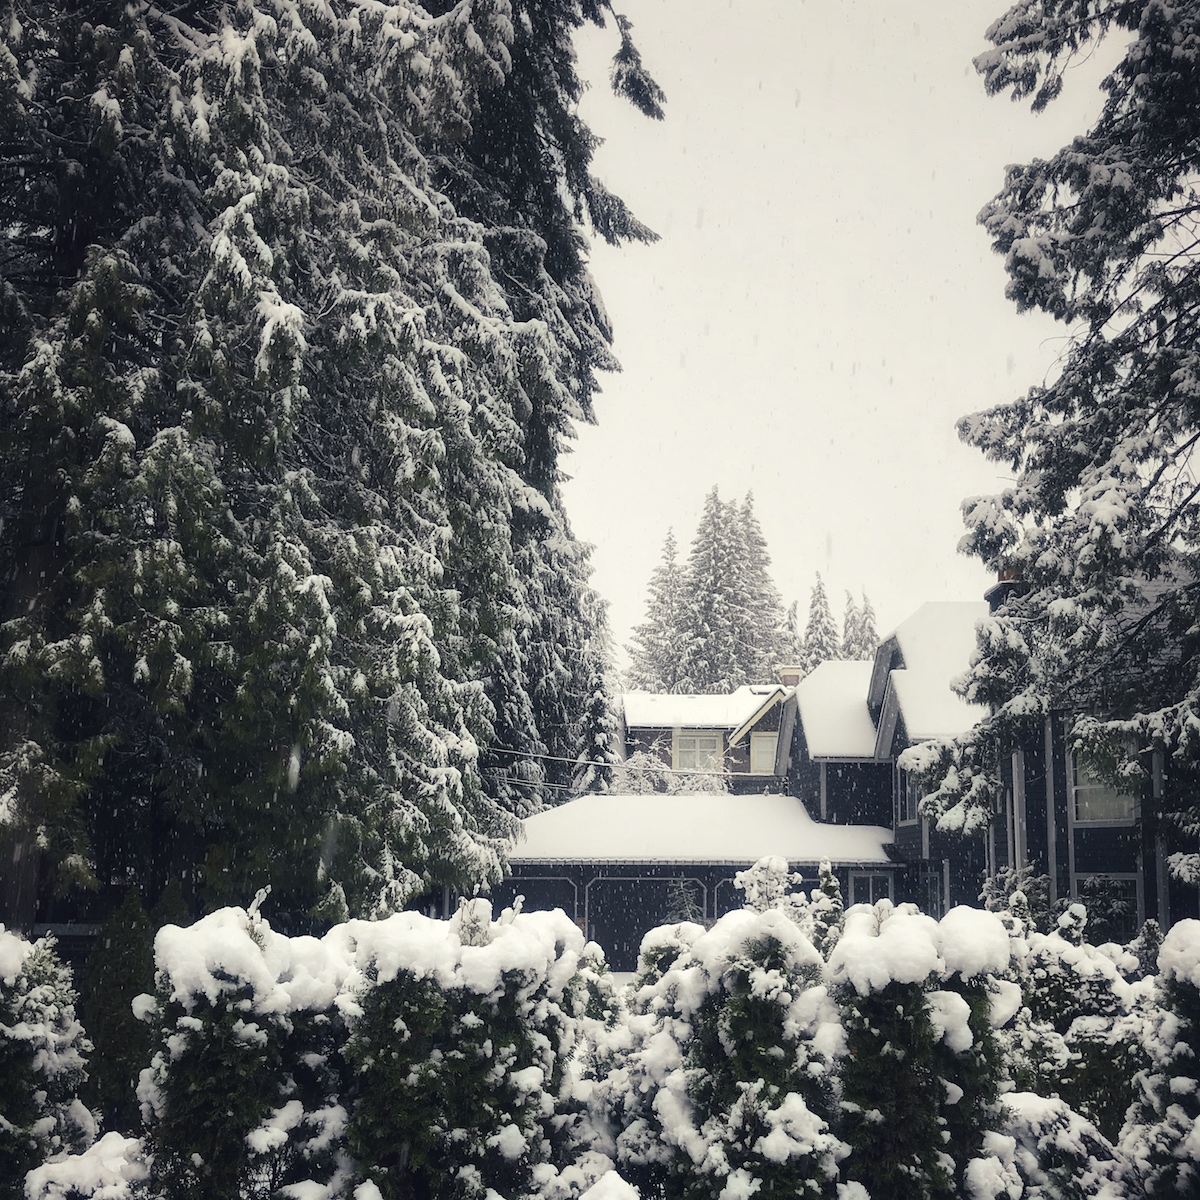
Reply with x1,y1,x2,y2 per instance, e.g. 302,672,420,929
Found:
811,861,844,958
1119,940,1200,1196
1128,918,1164,980
931,980,1004,1191
0,0,655,927
980,866,1053,933
79,889,154,1133
839,980,952,1200
1018,928,1143,1142
347,966,560,1200
609,913,843,1200
145,985,290,1200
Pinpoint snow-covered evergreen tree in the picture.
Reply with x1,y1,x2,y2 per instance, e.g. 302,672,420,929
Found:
798,574,840,678
0,0,658,922
781,599,805,669
916,0,1200,845
678,487,748,693
840,591,879,662
0,930,94,1195
1119,919,1200,1197
626,530,692,692
601,910,846,1200
630,491,790,693
734,494,787,680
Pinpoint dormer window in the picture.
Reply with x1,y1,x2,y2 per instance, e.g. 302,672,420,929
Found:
749,732,777,775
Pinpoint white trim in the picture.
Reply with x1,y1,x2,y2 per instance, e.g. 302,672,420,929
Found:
1013,749,1027,869
897,764,920,826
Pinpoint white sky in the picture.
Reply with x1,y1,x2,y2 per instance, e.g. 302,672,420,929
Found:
560,0,1118,659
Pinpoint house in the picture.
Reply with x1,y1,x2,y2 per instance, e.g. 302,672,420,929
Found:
786,659,891,829
868,601,991,915
619,684,790,792
498,791,895,970
500,593,1200,968
981,581,1200,941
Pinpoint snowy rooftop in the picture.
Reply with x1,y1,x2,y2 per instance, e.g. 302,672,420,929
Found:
510,792,893,865
622,685,785,731
890,669,988,740
888,601,989,677
884,601,990,741
794,660,877,758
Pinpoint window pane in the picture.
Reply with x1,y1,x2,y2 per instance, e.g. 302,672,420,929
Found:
750,733,776,774
677,732,721,772
1074,760,1135,821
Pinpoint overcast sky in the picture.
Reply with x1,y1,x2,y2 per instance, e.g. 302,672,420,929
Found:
560,0,1119,661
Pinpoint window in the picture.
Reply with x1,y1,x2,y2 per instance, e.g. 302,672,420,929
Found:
674,730,723,772
849,871,892,905
1074,874,1140,942
899,770,921,824
1071,756,1135,823
749,732,777,775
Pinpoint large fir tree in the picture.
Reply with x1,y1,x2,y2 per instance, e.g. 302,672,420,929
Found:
910,0,1200,847
0,0,658,922
734,493,787,680
678,487,746,693
798,573,840,678
629,489,788,694
626,529,692,692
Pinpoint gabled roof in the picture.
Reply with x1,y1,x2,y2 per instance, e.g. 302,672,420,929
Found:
622,685,787,745
794,660,877,758
510,792,893,866
892,601,990,679
869,601,990,755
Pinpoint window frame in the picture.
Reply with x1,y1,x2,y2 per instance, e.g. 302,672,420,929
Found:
749,731,778,775
848,870,893,906
673,729,724,774
1069,747,1137,827
896,764,920,825
1072,872,1142,943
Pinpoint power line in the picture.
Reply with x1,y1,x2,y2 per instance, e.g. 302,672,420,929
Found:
486,744,732,778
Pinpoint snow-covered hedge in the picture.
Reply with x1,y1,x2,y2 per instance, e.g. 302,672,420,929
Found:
596,908,845,1200
136,899,624,1200
22,881,1200,1200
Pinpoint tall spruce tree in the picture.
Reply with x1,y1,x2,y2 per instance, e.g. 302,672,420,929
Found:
0,0,658,922
734,493,787,680
678,487,748,693
841,589,879,661
781,599,805,668
630,490,789,694
627,529,692,692
798,573,840,678
912,0,1200,842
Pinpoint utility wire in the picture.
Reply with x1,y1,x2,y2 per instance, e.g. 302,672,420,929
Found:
486,743,733,778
